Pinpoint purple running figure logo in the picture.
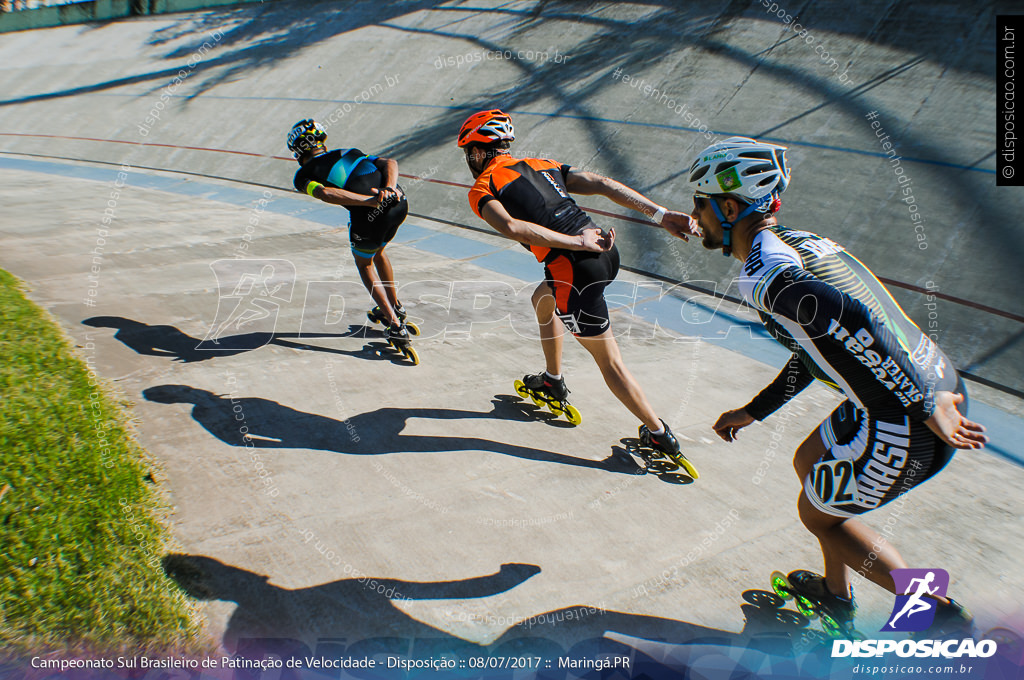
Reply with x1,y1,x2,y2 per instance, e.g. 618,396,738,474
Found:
882,568,949,632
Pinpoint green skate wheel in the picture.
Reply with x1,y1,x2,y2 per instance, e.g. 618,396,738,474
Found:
770,572,793,600
819,613,843,638
795,595,817,618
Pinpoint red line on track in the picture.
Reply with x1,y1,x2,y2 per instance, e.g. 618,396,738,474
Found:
1,132,1020,324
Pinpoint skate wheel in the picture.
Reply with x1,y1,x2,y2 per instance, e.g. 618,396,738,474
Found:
674,456,699,480
819,614,838,637
770,571,793,600
406,322,420,336
819,613,844,639
794,595,817,618
564,405,582,426
404,346,419,365
548,402,564,416
530,393,544,408
513,379,529,398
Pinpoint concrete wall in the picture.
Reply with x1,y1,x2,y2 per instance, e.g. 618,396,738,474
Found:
0,0,1020,393
0,0,266,32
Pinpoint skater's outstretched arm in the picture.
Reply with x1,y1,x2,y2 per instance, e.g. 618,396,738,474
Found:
713,354,814,442
480,201,613,252
564,169,699,241
362,563,541,600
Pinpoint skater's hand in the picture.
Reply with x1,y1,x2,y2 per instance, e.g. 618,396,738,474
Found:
578,227,615,252
713,408,755,442
661,211,701,242
373,186,401,206
925,391,988,449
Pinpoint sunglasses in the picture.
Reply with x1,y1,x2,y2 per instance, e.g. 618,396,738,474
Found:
693,191,714,207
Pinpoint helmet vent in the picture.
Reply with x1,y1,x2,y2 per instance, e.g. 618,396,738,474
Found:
689,165,710,182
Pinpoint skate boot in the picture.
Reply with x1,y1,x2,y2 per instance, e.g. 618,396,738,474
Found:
384,323,419,365
910,598,974,640
770,570,860,639
513,372,581,425
368,302,419,335
639,419,698,479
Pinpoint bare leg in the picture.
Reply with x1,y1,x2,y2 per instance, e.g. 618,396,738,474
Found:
575,328,660,431
532,284,564,376
372,249,400,310
793,430,948,603
354,253,399,326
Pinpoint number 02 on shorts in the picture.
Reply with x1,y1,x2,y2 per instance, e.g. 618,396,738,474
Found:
811,458,860,508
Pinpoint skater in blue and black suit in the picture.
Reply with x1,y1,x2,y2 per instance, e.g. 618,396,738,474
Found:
288,119,413,346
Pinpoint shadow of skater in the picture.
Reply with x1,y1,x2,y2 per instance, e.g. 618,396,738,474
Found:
162,554,540,653
143,385,637,474
83,316,392,363
488,589,828,667
162,556,823,672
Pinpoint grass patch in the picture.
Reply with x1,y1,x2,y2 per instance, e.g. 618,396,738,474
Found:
0,269,200,653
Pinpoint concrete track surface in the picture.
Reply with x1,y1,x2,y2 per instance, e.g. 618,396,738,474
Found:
1,1,1023,676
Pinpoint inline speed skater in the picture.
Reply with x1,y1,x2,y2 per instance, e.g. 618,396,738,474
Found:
288,119,418,360
684,136,987,636
458,109,700,477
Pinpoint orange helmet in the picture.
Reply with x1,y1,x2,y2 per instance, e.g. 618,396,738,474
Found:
457,109,515,148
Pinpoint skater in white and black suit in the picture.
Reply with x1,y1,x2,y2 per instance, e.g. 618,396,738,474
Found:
679,136,987,637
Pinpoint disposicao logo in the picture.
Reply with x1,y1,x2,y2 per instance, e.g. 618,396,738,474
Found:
882,568,949,633
831,567,997,660
831,638,996,658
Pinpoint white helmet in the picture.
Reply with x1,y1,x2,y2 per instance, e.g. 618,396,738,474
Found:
688,136,790,201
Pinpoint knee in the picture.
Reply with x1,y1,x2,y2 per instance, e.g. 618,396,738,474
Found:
595,351,626,376
532,285,551,307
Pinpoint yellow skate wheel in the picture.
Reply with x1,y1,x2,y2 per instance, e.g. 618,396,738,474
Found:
513,379,529,398
564,405,582,425
676,456,699,480
404,346,420,365
548,402,563,416
405,322,421,336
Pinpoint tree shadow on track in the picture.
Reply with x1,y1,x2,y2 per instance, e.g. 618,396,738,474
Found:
162,553,834,668
83,316,405,364
142,385,638,475
0,0,448,108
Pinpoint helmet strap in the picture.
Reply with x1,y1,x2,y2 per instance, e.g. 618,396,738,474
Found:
710,194,773,257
